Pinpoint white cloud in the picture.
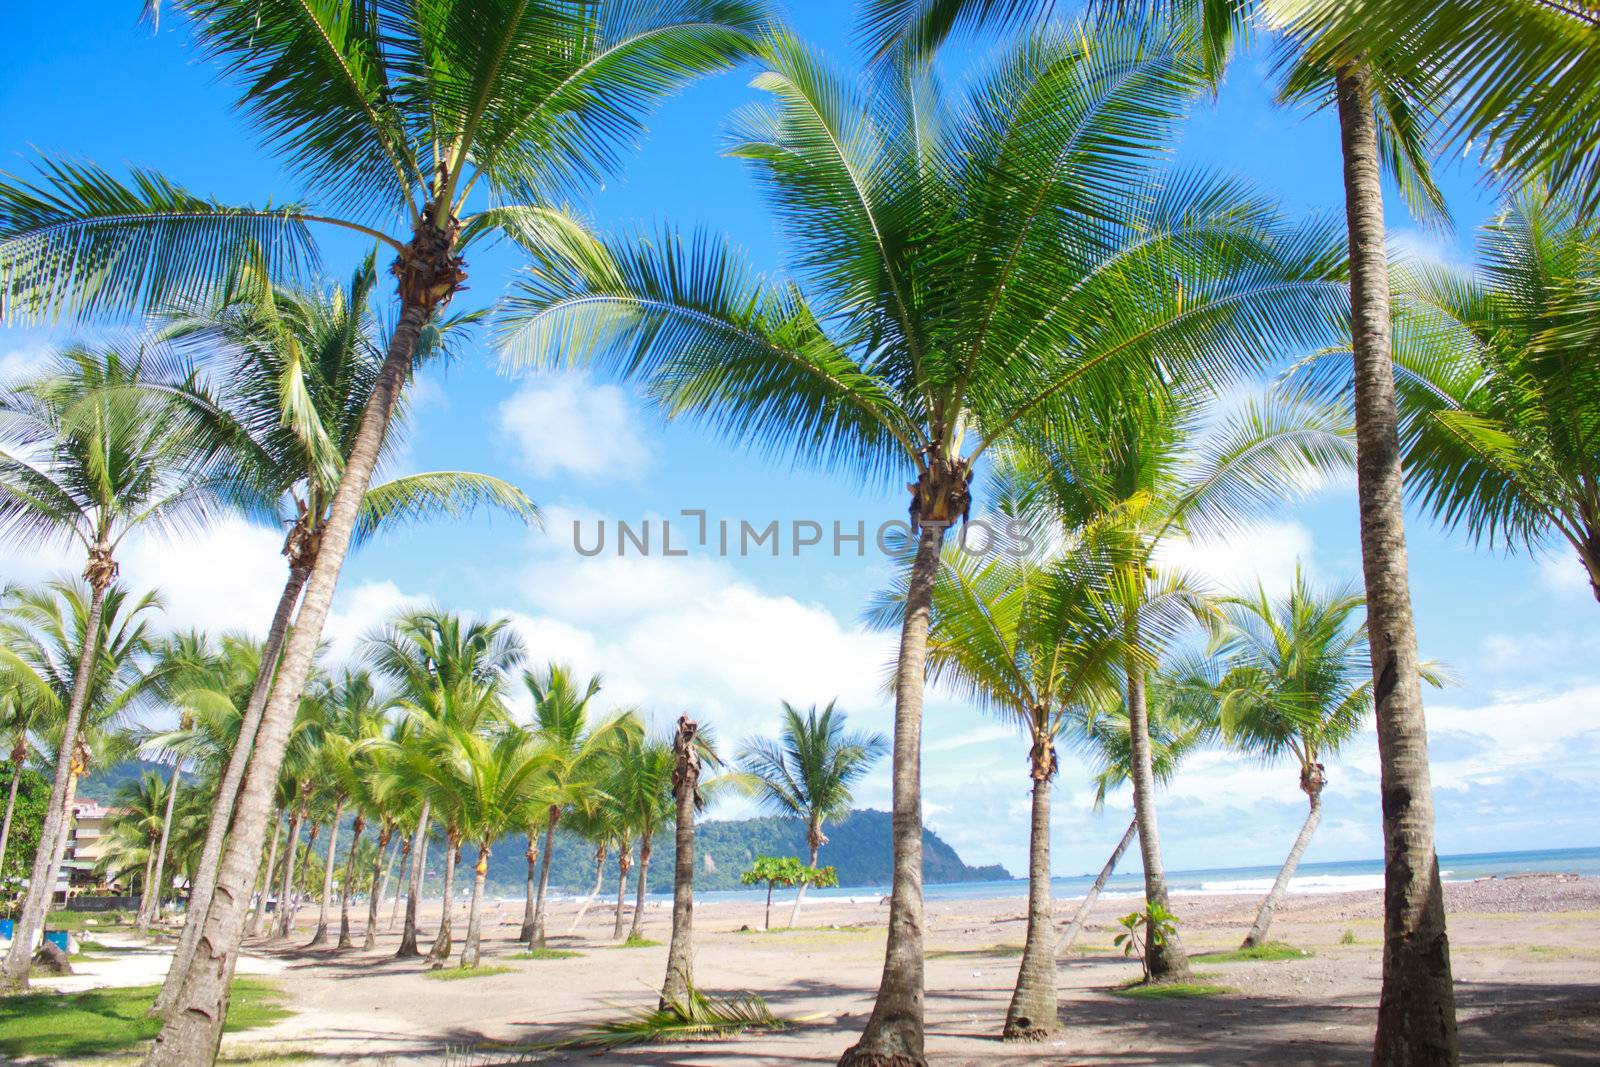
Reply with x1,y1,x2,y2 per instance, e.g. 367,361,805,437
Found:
117,517,289,637
0,345,51,385
1156,520,1314,597
497,374,650,480
321,579,429,663
1538,552,1594,600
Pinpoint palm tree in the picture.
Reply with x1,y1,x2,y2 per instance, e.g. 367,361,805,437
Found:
661,713,718,1005
564,802,620,935
369,609,525,959
1214,570,1379,948
0,655,45,885
864,0,1463,1056
104,770,174,912
614,728,675,943
304,670,386,948
414,723,550,969
869,541,1125,1040
0,1,769,1048
520,664,626,947
150,262,538,1014
736,702,885,929
1058,665,1218,954
0,348,216,989
1006,386,1354,980
500,23,1342,1060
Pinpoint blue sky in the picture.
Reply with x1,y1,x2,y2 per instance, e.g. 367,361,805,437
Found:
3,4,1597,878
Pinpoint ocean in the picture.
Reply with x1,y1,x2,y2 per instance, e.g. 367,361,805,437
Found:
665,845,1600,907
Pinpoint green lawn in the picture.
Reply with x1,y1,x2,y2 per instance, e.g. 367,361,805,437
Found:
607,936,661,949
0,978,289,1060
43,910,130,932
1194,942,1311,963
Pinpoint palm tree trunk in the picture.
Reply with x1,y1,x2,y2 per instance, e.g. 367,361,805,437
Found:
309,802,344,946
275,810,305,940
789,837,821,929
338,815,365,950
661,718,699,1006
570,844,606,933
1334,63,1460,1067
387,834,410,932
612,845,631,941
1244,786,1322,949
139,846,158,930
1126,659,1190,981
1058,819,1137,955
840,522,944,1067
398,800,431,958
1,577,106,989
763,882,774,931
461,845,489,969
1004,765,1057,1042
153,565,308,1016
427,836,458,961
246,813,282,940
148,765,181,927
0,759,22,882
628,837,651,942
518,833,538,942
363,826,393,951
530,806,560,946
145,296,435,1066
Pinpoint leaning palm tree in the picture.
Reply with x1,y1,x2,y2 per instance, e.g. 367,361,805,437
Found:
149,262,539,1015
866,0,1463,1055
0,348,217,989
869,541,1126,1041
737,703,885,929
499,23,1344,1060
0,1,769,1049
520,664,629,947
1057,663,1219,954
1214,570,1383,948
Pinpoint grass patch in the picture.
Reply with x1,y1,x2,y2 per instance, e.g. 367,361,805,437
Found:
422,965,516,981
547,988,788,1050
1111,979,1233,1000
927,943,1025,960
0,978,287,1060
511,948,583,960
607,936,661,949
1195,942,1311,963
43,910,130,931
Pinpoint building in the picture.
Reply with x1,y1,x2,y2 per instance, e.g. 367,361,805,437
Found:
55,801,122,901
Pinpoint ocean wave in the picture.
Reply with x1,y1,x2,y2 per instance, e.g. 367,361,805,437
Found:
1186,873,1387,896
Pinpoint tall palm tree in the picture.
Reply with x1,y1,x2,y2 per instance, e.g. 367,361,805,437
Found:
611,728,675,943
564,802,620,935
864,1,1463,1057
661,713,719,1005
869,542,1125,1040
0,647,46,884
500,23,1342,1060
104,770,174,911
520,664,626,947
150,262,538,1014
304,670,386,947
0,2,769,1050
414,723,550,969
1058,664,1218,954
0,348,216,989
1214,570,1381,948
736,702,885,929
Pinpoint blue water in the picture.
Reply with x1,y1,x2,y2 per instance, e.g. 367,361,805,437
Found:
674,845,1600,906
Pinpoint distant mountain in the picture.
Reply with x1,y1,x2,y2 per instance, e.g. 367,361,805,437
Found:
465,809,1011,896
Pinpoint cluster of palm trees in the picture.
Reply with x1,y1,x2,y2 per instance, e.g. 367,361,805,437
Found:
0,1,1594,1065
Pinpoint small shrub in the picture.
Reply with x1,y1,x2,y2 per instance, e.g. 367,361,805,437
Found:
1113,902,1179,982
1340,929,1357,945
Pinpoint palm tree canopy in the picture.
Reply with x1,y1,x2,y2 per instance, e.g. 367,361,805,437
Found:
498,22,1347,505
1211,567,1372,769
1071,657,1221,809
1290,190,1600,595
737,701,886,830
0,0,771,326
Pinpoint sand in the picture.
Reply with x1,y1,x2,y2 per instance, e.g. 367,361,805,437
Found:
25,874,1600,1066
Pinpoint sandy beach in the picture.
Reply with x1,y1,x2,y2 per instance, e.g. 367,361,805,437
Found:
28,873,1598,1066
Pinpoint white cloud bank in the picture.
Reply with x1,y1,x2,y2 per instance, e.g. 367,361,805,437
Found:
497,374,651,480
